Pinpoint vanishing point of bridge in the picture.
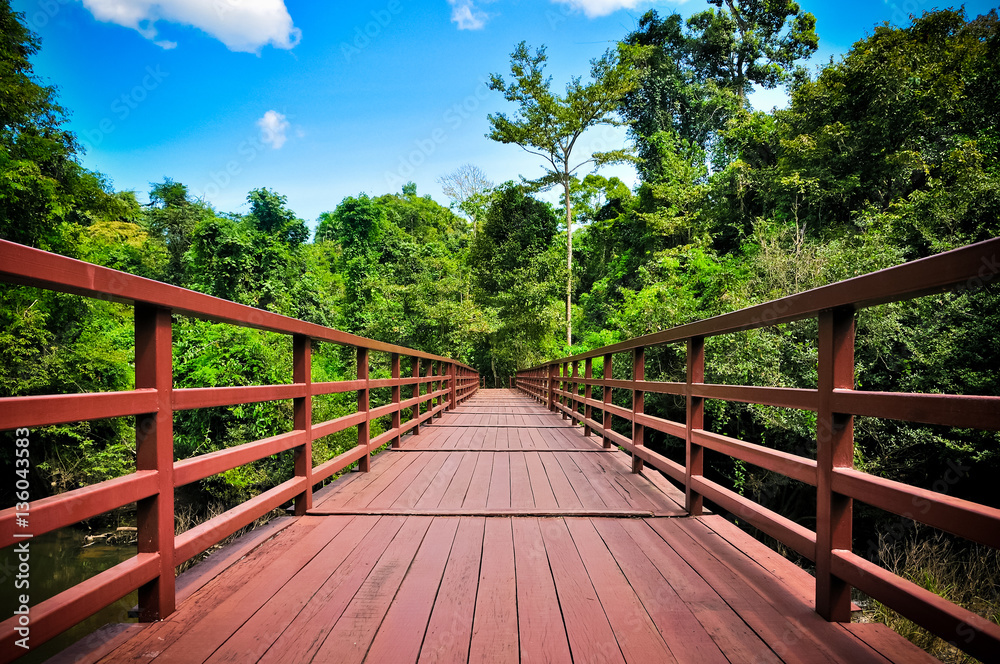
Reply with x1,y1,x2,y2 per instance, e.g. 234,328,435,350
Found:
1,238,999,663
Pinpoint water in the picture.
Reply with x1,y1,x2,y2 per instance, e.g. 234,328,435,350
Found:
1,527,137,663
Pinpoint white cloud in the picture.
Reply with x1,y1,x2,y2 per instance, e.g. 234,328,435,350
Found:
257,110,290,149
80,0,301,53
550,0,677,19
447,0,488,30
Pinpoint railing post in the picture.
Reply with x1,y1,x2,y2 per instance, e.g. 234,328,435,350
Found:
358,347,371,472
571,360,580,424
584,358,593,437
817,307,855,622
293,335,313,514
632,346,645,474
547,364,557,411
686,336,705,515
602,353,613,449
449,362,458,411
134,304,174,621
412,357,421,435
391,352,401,449
433,360,442,419
561,362,569,419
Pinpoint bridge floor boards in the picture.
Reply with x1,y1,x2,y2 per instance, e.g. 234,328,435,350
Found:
81,390,932,664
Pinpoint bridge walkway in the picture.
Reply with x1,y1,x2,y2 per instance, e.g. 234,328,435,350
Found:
78,389,931,663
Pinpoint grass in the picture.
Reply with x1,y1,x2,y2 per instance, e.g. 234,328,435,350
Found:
862,529,1000,663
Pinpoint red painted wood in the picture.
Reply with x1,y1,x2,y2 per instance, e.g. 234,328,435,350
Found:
365,518,460,662
462,452,494,509
620,519,781,664
655,518,870,663
256,516,407,664
512,518,572,663
486,452,511,509
171,384,306,411
158,516,359,663
311,516,433,663
592,518,729,664
567,518,677,663
524,451,558,509
539,518,626,664
0,554,159,660
0,389,158,430
0,472,158,548
100,516,327,661
134,304,174,621
413,449,466,509
173,430,306,487
418,517,485,663
509,452,534,510
469,517,518,663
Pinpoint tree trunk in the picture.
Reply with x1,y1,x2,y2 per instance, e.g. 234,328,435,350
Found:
563,179,573,349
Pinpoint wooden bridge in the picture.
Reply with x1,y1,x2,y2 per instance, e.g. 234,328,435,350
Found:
2,238,1000,663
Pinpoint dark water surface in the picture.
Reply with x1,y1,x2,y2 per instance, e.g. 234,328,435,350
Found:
2,527,137,663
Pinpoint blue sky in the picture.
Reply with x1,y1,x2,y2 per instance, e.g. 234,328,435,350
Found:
13,0,998,227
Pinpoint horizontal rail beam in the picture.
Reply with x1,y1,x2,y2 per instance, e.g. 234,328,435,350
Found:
0,390,158,431
0,472,159,548
0,553,160,661
831,467,1000,549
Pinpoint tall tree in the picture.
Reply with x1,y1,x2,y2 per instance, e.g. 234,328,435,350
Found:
487,42,638,348
622,3,817,175
687,0,818,101
437,163,493,235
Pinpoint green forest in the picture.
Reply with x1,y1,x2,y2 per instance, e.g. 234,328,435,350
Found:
2,1,999,657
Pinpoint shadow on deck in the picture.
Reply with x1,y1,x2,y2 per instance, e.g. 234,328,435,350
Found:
64,390,931,664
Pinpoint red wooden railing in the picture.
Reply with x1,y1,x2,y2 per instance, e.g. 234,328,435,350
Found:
0,240,478,658
516,237,1000,661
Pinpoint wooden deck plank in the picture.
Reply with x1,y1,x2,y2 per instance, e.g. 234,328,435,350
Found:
486,452,511,510
539,518,626,664
96,517,328,662
524,451,558,510
365,518,461,662
566,518,678,664
256,516,408,664
200,516,375,664
414,448,467,510
512,518,572,663
621,518,782,664
437,451,478,509
382,450,449,509
469,518,519,663
509,452,534,510
591,518,730,664
418,517,486,664
539,451,584,510
310,516,434,663
463,452,494,509
554,451,608,510
656,518,890,663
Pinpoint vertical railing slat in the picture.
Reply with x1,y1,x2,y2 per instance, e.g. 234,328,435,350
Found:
816,307,855,621
412,357,421,435
602,353,613,449
391,353,401,449
134,304,174,621
686,336,705,516
584,358,593,437
358,347,371,472
632,346,645,474
292,335,312,515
